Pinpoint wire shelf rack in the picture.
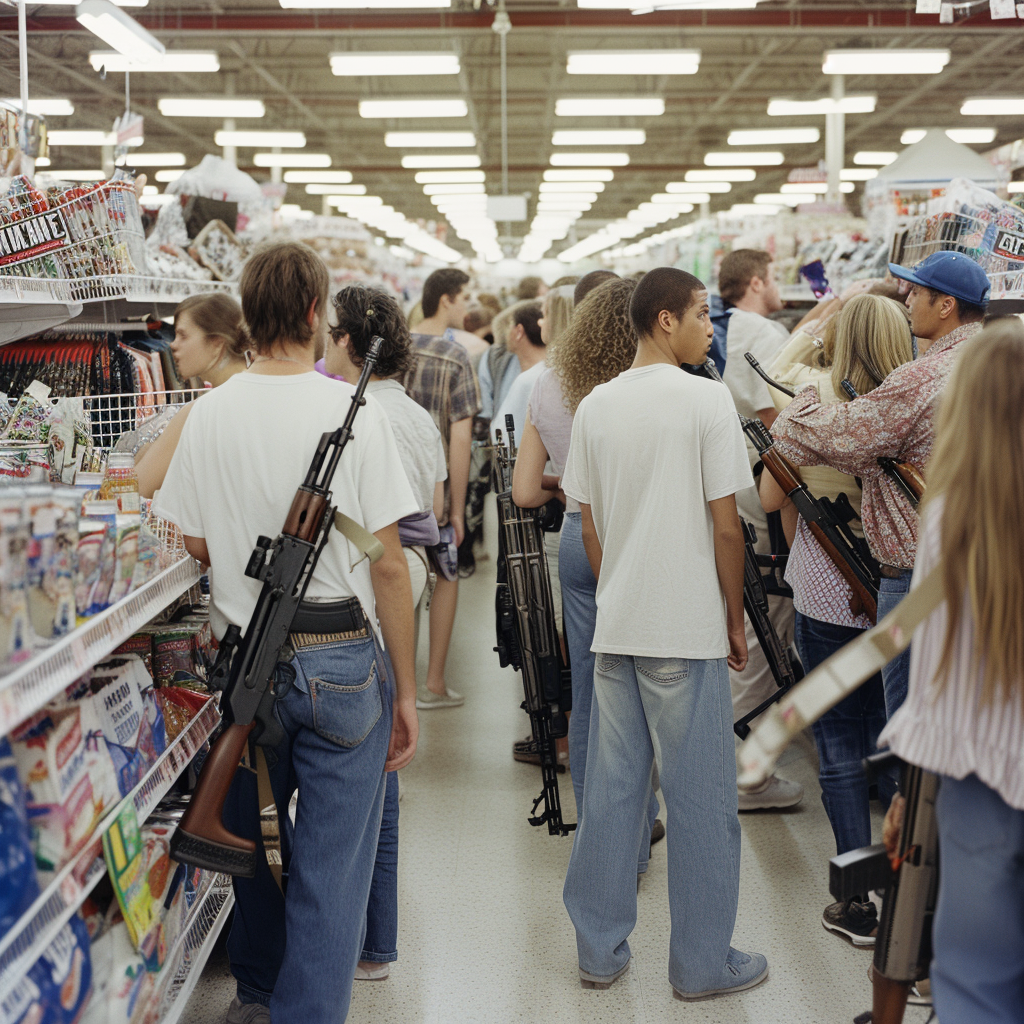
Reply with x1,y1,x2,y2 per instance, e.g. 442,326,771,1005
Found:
0,556,201,735
0,697,220,1004
0,274,237,307
80,387,206,451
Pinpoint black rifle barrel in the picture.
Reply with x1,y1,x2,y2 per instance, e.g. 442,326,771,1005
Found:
745,352,796,398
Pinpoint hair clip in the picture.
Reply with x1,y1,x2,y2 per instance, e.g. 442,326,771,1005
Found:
366,307,375,318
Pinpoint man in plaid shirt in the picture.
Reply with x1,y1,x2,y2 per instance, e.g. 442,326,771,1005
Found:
403,268,482,708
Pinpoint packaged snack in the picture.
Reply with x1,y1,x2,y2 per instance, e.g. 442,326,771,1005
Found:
25,912,93,1024
25,487,58,640
0,390,12,432
0,380,51,442
73,519,107,621
0,497,34,663
145,626,205,688
47,495,78,638
0,737,40,943
79,909,153,1024
105,516,140,606
111,634,153,680
127,525,161,593
152,689,207,741
98,453,140,516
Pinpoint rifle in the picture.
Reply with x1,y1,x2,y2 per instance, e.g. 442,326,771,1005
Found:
493,414,576,837
839,380,926,511
744,351,796,398
169,339,385,878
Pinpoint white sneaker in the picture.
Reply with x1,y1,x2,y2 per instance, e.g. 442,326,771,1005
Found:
738,774,803,811
416,687,464,709
355,962,391,981
224,997,270,1024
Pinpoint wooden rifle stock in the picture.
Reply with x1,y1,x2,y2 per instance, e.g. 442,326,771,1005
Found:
879,458,926,509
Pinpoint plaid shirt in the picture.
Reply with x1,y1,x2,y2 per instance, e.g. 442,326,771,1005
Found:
403,332,482,525
771,321,982,569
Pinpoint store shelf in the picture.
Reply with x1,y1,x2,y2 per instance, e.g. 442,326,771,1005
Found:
0,556,201,736
780,284,817,302
0,697,220,1004
0,301,84,346
149,877,235,1024
0,274,236,309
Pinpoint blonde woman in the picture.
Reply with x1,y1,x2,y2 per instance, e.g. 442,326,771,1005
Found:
539,284,575,350
878,319,1024,1024
760,294,914,946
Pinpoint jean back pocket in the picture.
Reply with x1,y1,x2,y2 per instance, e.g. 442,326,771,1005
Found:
301,639,383,749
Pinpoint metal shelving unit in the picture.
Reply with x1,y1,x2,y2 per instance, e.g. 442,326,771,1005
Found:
0,273,236,308
0,697,221,1004
0,556,201,736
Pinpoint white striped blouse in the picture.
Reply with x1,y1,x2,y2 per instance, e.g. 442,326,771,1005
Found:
879,499,1024,811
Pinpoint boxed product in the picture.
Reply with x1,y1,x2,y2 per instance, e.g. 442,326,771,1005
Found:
0,737,40,943
26,913,93,1024
0,492,34,664
78,910,153,1024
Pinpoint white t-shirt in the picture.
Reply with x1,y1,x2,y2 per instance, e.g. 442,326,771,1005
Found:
722,309,790,422
561,364,753,659
365,379,447,514
492,359,546,444
153,372,417,641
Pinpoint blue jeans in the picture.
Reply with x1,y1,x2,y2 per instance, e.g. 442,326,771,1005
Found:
225,632,392,1022
877,570,914,719
361,770,399,963
933,774,1024,1024
794,612,895,857
559,513,657,871
563,653,740,993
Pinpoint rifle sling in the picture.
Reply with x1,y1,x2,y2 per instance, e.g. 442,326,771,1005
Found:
333,510,385,566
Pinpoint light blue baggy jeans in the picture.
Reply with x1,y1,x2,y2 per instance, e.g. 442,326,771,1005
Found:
563,651,741,993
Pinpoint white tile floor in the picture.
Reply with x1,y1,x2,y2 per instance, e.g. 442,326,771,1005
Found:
181,506,933,1024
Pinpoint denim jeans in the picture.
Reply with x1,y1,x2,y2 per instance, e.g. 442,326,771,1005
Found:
361,770,399,963
225,631,392,1022
932,774,1024,1024
794,612,895,856
563,653,740,993
877,570,914,719
559,513,657,871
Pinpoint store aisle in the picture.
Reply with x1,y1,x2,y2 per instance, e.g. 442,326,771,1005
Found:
181,506,931,1024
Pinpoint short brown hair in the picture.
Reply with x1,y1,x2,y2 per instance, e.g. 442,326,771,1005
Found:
515,275,546,300
239,241,330,353
718,248,773,306
421,268,470,318
174,292,249,359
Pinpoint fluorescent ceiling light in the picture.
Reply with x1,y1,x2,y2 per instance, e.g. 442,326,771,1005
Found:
89,50,219,73
536,192,598,203
32,0,147,5
35,157,51,167
552,129,645,145
159,98,265,118
686,168,756,182
42,169,106,181
329,196,383,207
331,52,459,76
423,183,485,194
900,129,927,145
705,151,783,166
961,98,1024,116
651,192,707,204
281,0,452,7
255,153,331,168
901,128,998,145
540,180,606,193
841,167,877,180
384,131,475,147
767,95,876,116
119,151,186,166
215,130,305,148
576,0,761,8
2,98,74,116
566,50,700,75
48,130,114,146
1008,182,1024,194
780,181,854,194
756,192,814,206
284,170,353,183
544,168,615,181
401,154,480,168
728,128,819,146
550,152,629,166
536,202,591,211
305,184,367,194
359,99,467,118
555,98,664,117
665,180,730,193
431,195,487,206
853,151,897,165
155,169,185,182
822,48,950,75
75,0,165,59
726,203,775,217
415,171,485,183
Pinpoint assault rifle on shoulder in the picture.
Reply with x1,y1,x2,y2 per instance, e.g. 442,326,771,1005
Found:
493,414,575,837
169,339,385,878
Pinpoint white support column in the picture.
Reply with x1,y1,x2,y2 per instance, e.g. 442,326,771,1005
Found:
101,144,114,179
270,146,282,185
825,74,845,204
322,195,333,217
222,118,237,167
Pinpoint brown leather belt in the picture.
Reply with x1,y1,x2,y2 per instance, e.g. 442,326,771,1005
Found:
879,563,913,579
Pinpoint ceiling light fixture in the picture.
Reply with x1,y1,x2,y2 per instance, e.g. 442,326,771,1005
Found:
726,203,775,216
284,170,353,183
40,169,106,181
566,49,700,75
304,184,367,194
822,49,950,75
215,130,306,148
665,181,731,193
330,52,459,76
281,0,451,7
728,128,819,146
756,192,814,206
359,99,468,118
705,151,783,166
543,168,615,181
576,0,761,9
780,181,854,194
901,128,998,145
2,98,74,116
89,50,219,72
119,151,186,166
552,129,645,145
550,152,630,166
159,98,265,117
415,171,485,183
960,98,1024,116
401,154,481,168
75,0,165,59
651,192,707,204
767,95,876,116
48,130,115,146
537,191,599,203
254,153,331,168
539,180,606,193
423,183,485,194
686,168,756,181
555,98,664,117
384,131,475,147
154,169,185,182
853,151,897,165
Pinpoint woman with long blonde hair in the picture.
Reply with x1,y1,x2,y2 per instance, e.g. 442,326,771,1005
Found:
879,319,1024,1024
760,293,914,945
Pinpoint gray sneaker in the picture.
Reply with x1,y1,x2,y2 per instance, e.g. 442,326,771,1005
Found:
415,687,464,709
673,948,769,1001
738,774,803,811
225,997,271,1024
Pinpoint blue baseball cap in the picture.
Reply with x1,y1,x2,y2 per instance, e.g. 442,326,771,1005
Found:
888,250,991,306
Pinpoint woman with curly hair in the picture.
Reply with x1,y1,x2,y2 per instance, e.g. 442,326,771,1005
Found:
512,277,662,859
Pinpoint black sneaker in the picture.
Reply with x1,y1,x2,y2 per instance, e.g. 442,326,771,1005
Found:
650,818,666,849
822,899,877,947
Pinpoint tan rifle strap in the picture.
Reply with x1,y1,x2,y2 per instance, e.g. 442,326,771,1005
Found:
333,511,385,567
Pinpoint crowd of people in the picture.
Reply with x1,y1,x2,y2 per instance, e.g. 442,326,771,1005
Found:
144,241,1023,1024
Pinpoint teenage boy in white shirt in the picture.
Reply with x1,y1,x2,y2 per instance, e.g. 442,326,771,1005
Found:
155,242,419,1024
561,267,768,1001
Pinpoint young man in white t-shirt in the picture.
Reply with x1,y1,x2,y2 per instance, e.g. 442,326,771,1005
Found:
561,267,768,1001
154,242,420,1024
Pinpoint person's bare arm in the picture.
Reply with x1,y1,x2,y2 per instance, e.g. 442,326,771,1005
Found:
137,403,193,499
580,502,602,581
758,466,789,513
447,416,472,546
432,480,444,522
369,522,419,771
511,415,553,509
182,534,210,567
756,406,778,430
709,494,747,672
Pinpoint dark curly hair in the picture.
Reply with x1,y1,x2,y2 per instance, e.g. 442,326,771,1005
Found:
330,284,412,379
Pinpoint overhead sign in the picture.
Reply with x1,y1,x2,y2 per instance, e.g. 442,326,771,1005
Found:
0,209,70,267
